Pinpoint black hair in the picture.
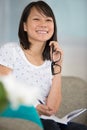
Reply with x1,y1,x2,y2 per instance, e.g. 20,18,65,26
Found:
18,0,57,60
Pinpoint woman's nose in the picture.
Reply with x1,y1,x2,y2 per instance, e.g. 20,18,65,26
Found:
39,21,47,28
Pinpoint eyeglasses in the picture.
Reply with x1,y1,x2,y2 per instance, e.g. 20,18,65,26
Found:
51,46,61,75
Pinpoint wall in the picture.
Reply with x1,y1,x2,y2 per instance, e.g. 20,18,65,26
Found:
0,0,87,81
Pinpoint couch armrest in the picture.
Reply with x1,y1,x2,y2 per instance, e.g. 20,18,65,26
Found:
56,76,87,125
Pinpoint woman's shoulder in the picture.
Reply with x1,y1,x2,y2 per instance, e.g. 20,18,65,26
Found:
0,42,21,68
0,42,21,53
45,60,51,65
0,42,19,49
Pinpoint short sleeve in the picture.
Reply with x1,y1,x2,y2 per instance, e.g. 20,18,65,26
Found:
0,43,15,69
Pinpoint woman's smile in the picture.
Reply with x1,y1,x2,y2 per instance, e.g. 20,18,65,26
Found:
24,7,54,43
36,29,48,34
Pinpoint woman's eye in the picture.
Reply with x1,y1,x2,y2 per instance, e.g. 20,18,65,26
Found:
33,18,40,21
46,19,53,22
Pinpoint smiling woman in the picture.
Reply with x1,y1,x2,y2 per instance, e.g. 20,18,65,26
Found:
0,1,87,130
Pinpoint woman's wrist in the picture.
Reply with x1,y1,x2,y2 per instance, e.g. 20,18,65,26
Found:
52,73,61,79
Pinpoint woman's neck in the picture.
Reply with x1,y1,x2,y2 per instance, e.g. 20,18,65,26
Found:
22,41,46,66
27,41,46,57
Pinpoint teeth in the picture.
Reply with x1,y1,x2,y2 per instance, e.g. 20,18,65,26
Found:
36,30,48,34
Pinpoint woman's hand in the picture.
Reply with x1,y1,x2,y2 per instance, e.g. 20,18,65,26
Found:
49,41,63,53
49,41,63,63
49,41,63,75
36,104,54,116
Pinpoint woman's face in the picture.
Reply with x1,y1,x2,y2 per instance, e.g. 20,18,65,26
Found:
24,7,54,44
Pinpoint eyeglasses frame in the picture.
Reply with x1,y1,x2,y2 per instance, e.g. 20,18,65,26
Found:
51,46,61,75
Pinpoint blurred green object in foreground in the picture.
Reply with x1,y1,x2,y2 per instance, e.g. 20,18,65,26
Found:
0,82,9,112
0,81,43,129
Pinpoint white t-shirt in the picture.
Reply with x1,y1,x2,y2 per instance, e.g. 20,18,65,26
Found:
0,42,53,106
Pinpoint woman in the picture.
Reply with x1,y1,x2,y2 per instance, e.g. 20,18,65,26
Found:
0,1,87,130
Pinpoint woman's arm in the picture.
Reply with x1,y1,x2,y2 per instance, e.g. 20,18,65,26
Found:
0,65,12,75
36,74,62,116
46,74,62,114
36,41,63,116
46,41,63,114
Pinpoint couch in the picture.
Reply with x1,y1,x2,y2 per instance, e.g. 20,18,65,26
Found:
0,76,87,130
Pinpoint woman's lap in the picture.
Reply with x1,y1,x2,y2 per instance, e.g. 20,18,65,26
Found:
41,119,87,130
41,119,61,130
60,122,87,130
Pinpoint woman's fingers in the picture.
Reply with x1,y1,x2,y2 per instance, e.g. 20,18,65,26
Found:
49,41,63,62
36,104,54,116
49,41,63,54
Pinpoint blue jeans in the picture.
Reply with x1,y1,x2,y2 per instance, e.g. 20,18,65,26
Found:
41,119,87,130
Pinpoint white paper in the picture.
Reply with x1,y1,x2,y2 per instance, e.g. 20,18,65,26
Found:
41,108,87,125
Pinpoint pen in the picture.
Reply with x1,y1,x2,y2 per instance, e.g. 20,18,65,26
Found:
38,100,44,104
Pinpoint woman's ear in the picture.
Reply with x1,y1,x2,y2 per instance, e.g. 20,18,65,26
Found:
23,22,27,32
